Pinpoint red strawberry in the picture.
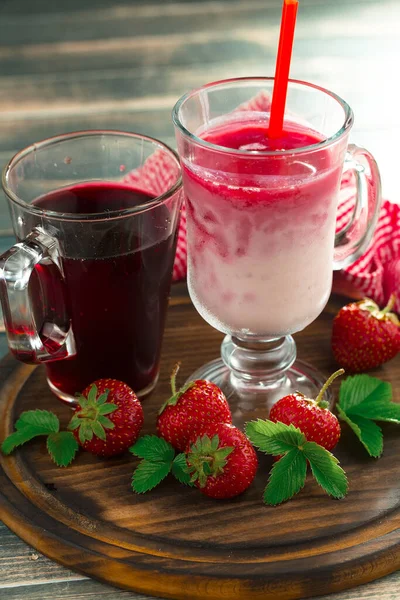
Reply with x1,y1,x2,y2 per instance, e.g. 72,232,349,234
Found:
186,423,258,499
269,370,344,451
68,379,144,457
157,363,232,451
331,295,400,372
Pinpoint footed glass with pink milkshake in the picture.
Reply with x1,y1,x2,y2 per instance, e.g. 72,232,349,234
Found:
173,78,381,409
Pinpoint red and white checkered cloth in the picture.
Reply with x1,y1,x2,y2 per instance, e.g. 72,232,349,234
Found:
125,93,400,312
335,169,400,309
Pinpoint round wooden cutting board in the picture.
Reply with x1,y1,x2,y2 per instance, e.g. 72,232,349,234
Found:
0,284,399,600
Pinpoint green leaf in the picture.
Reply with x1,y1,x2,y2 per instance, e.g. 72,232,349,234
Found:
1,410,61,455
263,448,307,506
172,454,193,486
186,434,233,487
132,460,172,493
68,416,81,431
245,420,306,455
91,421,106,441
96,392,109,405
210,435,219,451
203,461,212,476
76,396,89,410
87,384,98,403
337,374,398,456
1,427,50,455
337,406,383,458
98,403,118,416
214,446,233,461
347,399,400,423
339,375,392,413
130,435,175,462
79,423,93,444
189,435,205,454
15,410,59,433
46,432,79,467
98,416,114,429
302,442,348,499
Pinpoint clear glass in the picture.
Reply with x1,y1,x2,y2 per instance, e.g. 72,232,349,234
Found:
0,131,183,404
173,78,381,414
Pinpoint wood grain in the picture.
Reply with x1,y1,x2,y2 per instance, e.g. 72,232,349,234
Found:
0,287,399,600
1,518,400,600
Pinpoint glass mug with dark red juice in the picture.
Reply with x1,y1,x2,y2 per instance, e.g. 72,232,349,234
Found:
0,132,183,403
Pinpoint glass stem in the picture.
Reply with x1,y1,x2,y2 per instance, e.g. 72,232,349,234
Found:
221,334,296,391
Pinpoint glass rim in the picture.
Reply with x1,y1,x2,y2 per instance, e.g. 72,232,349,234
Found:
2,130,183,221
172,76,354,157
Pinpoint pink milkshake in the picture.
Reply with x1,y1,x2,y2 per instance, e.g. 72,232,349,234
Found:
181,113,343,337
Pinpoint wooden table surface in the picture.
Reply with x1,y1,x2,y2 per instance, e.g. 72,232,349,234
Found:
0,0,398,599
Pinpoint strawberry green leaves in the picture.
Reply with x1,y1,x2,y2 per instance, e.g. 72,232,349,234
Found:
1,410,59,454
171,453,192,485
301,442,348,499
46,431,79,467
338,375,392,414
186,434,234,488
263,448,307,505
337,409,383,458
246,419,305,454
16,410,59,433
132,434,175,462
337,375,400,457
1,410,78,467
132,460,173,493
246,420,348,505
68,384,118,444
130,435,192,493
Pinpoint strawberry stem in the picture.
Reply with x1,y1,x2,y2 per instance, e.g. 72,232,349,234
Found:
170,362,181,396
315,369,345,407
159,363,196,415
382,293,396,315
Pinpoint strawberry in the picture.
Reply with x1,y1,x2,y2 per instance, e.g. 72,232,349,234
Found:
269,370,344,451
331,295,400,372
186,423,258,499
68,379,144,457
157,363,232,451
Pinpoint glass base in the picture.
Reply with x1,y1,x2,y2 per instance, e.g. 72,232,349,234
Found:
47,374,159,407
187,358,333,429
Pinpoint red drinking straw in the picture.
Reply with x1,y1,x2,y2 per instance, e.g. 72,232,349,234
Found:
269,0,299,139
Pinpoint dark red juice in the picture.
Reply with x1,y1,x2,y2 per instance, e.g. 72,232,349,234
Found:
31,182,177,397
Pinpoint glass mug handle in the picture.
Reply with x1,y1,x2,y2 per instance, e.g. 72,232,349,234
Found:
333,143,382,270
0,227,75,363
